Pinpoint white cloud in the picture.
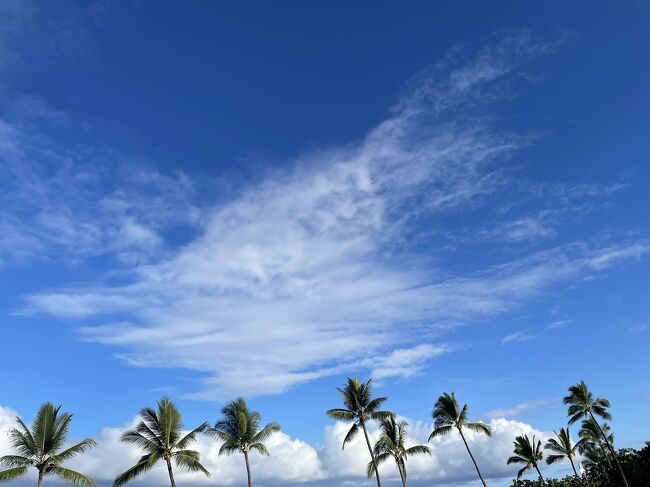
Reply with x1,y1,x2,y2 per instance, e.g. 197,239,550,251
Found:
501,318,573,346
501,331,539,345
483,399,559,420
367,344,452,381
627,323,648,335
6,34,649,399
0,405,572,487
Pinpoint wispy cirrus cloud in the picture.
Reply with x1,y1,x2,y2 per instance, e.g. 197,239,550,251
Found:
501,319,573,346
9,33,648,400
483,398,560,420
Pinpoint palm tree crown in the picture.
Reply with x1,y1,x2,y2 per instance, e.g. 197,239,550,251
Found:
429,393,492,438
327,378,393,444
205,397,280,487
429,392,491,487
544,428,580,477
564,380,611,425
113,396,209,487
564,380,629,487
507,434,545,481
0,402,96,487
326,378,393,487
578,416,614,466
367,417,429,487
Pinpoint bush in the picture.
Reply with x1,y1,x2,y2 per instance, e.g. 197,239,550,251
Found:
507,442,650,487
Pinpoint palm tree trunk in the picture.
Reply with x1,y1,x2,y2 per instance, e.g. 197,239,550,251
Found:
361,420,382,487
458,427,488,487
244,450,253,487
589,411,629,487
397,458,407,487
165,458,176,487
601,444,613,468
533,463,545,482
569,455,579,477
37,470,43,487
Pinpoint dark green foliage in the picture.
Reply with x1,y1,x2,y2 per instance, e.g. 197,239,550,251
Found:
508,476,584,487
584,442,650,487
430,392,491,487
0,403,96,486
327,378,393,487
509,442,650,487
113,396,210,487
367,416,430,487
205,397,280,487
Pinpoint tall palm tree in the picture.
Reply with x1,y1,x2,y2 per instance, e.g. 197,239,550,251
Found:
428,392,491,487
0,403,95,487
507,434,545,482
326,378,393,487
564,381,629,487
367,417,430,487
578,416,614,467
205,397,280,487
544,428,581,478
113,396,210,487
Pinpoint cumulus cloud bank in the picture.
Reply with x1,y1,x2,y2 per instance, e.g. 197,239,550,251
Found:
0,405,573,487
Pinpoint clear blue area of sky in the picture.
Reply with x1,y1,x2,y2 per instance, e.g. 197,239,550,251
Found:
1,1,649,483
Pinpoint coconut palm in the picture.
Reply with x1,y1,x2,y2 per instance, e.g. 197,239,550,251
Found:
578,416,614,467
326,378,393,487
205,397,280,487
544,428,581,478
367,416,430,487
113,396,210,487
507,434,545,482
428,392,491,487
564,380,629,487
0,403,95,487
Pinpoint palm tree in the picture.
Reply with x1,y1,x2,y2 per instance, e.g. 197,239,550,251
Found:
326,378,393,487
205,397,280,487
113,396,210,487
578,416,614,467
544,427,581,478
564,380,629,487
428,392,491,487
0,403,95,487
507,434,545,482
367,417,430,487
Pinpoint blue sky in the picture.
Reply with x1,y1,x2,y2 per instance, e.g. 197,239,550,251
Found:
1,2,649,486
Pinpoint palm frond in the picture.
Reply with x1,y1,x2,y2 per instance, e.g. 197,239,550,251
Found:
428,424,453,440
404,445,431,457
369,410,394,421
51,438,97,464
366,451,391,478
173,450,210,476
251,422,280,444
249,443,269,456
0,466,28,482
218,442,240,456
53,466,95,487
546,454,565,465
0,455,33,468
120,430,160,452
342,423,360,449
176,422,209,450
113,454,155,487
465,421,492,437
326,408,355,421
507,455,527,465
366,397,388,413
